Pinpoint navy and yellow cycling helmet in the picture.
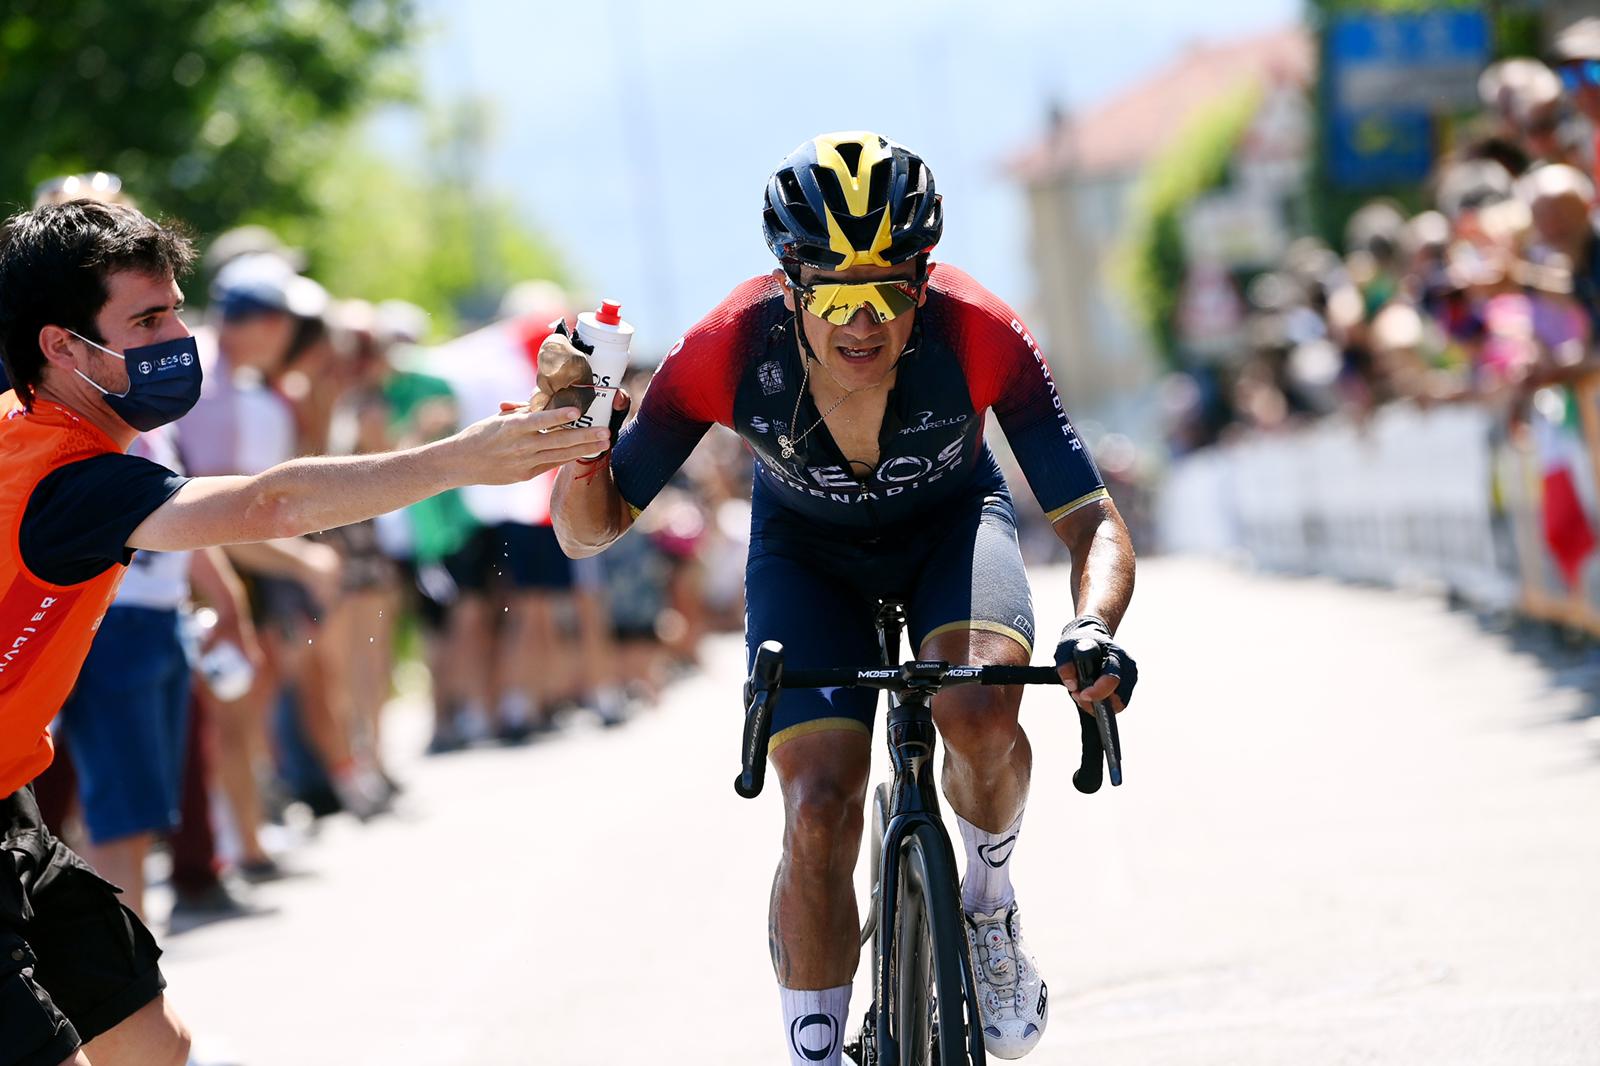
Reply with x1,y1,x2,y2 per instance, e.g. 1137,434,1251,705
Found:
762,131,943,271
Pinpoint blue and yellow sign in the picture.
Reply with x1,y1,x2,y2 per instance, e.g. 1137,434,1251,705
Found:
1325,10,1491,189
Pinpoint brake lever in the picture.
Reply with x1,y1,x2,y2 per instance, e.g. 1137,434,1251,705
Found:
1070,637,1122,790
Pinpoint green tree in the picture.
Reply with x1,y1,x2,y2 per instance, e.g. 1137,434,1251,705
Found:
2,2,571,329
1115,84,1260,370
0,0,413,231
289,131,568,339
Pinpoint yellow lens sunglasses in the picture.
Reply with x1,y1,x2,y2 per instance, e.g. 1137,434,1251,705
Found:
791,275,925,326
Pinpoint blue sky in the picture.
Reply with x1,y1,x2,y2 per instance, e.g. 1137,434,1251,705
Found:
385,0,1301,352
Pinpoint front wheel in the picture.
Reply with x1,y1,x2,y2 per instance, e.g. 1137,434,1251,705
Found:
891,828,984,1065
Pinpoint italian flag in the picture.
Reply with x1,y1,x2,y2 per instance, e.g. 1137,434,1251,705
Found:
1534,387,1596,589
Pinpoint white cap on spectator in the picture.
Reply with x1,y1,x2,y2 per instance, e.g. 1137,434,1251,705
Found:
201,224,306,284
1478,58,1562,119
1371,303,1425,353
1436,160,1514,218
1554,17,1600,63
499,279,569,323
1344,200,1406,258
375,299,430,346
1515,163,1596,207
1404,211,1452,253
211,252,329,321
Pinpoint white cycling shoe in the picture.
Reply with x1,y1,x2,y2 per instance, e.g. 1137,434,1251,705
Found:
963,902,1048,1059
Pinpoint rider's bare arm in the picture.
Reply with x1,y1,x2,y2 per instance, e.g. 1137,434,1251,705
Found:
1053,498,1136,705
551,455,635,558
1053,498,1135,635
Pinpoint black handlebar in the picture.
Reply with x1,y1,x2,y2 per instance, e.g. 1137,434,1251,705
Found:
778,663,1064,690
735,642,1121,799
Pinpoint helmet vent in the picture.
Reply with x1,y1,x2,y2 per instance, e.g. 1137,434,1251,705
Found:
897,190,922,226
867,159,891,211
835,140,864,176
777,169,808,207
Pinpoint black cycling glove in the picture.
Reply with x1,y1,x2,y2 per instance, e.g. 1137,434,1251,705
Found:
1052,614,1138,708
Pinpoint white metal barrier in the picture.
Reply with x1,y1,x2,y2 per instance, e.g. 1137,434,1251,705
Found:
1158,402,1518,610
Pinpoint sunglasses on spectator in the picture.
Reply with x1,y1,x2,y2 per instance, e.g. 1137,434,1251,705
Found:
1559,59,1600,92
32,171,123,206
787,273,926,326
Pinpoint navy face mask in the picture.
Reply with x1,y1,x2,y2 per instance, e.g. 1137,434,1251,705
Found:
68,330,203,432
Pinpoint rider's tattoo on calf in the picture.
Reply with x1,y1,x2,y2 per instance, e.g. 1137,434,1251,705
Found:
769,874,792,983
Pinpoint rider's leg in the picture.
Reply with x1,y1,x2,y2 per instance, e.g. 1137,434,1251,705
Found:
922,627,1031,832
769,729,871,1065
922,628,1031,911
769,730,872,987
911,491,1036,836
910,494,1049,1056
744,530,882,1065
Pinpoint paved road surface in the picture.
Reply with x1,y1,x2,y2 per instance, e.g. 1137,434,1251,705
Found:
158,558,1600,1065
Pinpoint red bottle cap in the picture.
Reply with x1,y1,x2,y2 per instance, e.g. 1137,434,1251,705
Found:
596,300,622,326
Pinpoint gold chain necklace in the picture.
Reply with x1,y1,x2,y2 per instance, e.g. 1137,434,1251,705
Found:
777,325,904,460
777,352,851,459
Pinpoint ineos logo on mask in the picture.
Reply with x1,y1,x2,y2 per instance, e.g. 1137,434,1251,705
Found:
789,1013,839,1062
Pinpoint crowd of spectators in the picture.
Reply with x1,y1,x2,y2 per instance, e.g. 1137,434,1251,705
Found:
1164,17,1600,454
20,176,749,934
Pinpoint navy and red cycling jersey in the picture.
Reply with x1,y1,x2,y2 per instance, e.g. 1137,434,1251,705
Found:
610,263,1107,532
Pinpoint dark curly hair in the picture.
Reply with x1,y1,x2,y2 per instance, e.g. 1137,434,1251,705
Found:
0,200,195,407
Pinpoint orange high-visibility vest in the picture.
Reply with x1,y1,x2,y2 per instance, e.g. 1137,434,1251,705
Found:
0,392,129,796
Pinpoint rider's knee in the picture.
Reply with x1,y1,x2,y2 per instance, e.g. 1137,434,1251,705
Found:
934,686,1021,762
784,775,865,865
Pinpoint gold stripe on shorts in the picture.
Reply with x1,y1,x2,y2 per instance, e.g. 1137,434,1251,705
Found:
767,716,870,754
922,619,1034,658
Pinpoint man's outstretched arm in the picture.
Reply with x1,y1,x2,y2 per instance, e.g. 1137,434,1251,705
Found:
129,406,606,552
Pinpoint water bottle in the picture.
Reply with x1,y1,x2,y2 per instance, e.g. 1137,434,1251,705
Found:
187,606,255,702
572,300,634,459
200,640,255,703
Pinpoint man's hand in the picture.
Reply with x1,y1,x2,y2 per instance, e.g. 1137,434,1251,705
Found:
1053,614,1138,714
530,331,633,444
442,405,610,486
531,331,596,414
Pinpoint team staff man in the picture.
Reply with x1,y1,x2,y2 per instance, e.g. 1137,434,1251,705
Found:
548,132,1138,1063
0,200,610,1066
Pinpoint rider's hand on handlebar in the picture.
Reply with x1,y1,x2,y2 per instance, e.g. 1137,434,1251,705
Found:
1052,615,1138,714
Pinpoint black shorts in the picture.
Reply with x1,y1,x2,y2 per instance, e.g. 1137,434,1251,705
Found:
1,785,165,1066
494,522,574,592
441,525,496,596
745,485,1036,753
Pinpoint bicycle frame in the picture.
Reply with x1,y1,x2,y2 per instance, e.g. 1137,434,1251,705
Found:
868,602,987,1065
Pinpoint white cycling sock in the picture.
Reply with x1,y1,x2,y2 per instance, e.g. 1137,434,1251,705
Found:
779,983,851,1066
958,810,1023,914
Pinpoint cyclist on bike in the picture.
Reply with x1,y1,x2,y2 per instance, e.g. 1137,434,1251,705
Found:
549,131,1137,1063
